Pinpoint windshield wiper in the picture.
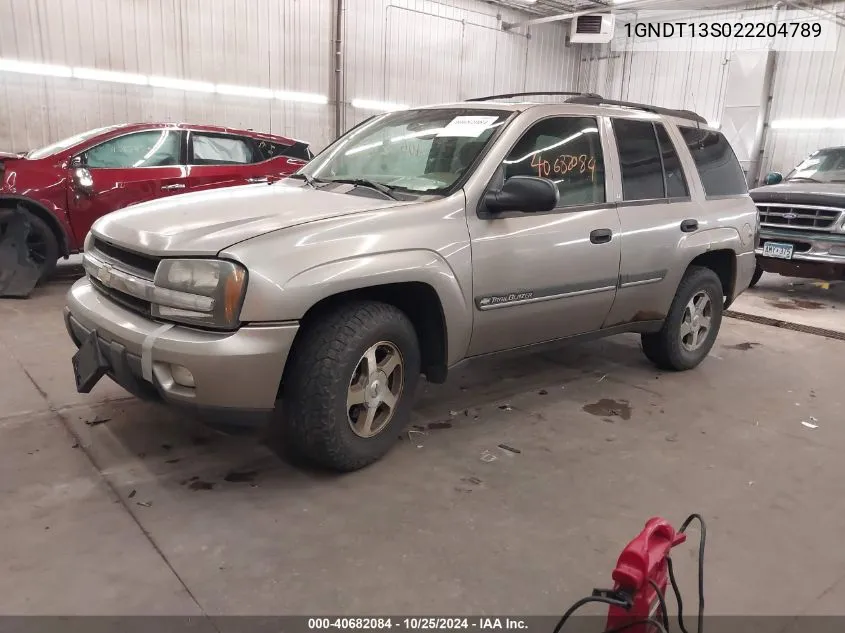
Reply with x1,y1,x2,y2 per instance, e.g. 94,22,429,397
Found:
286,172,318,188
787,176,822,183
322,178,399,200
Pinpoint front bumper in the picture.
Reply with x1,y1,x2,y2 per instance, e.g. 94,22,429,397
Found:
756,228,845,280
65,278,298,411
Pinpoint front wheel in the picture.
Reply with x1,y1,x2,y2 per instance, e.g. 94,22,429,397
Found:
277,301,421,472
641,266,724,371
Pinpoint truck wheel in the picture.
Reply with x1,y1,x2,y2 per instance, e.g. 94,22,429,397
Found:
641,266,723,371
278,301,421,471
748,261,764,288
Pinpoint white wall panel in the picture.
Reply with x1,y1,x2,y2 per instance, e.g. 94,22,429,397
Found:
1,0,581,154
580,1,845,178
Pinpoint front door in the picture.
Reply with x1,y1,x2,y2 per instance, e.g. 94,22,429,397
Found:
66,129,186,245
466,115,622,356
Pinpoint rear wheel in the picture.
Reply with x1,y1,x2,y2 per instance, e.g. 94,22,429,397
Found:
276,301,421,472
641,266,724,371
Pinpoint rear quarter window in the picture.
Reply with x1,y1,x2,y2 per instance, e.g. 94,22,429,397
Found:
255,139,312,162
679,127,747,197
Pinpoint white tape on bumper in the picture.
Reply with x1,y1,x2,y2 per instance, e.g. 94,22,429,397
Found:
141,323,175,382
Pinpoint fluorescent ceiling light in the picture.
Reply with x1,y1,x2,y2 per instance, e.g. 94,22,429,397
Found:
352,99,410,112
216,84,274,99
0,58,327,107
771,119,845,130
149,76,215,93
0,58,72,78
73,67,148,85
276,90,329,104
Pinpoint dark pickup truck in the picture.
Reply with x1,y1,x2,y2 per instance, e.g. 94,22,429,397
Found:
750,146,845,285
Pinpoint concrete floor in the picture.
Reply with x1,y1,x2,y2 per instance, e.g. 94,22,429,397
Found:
2,265,844,617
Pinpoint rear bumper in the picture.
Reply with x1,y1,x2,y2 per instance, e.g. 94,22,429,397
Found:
756,228,845,280
65,278,298,413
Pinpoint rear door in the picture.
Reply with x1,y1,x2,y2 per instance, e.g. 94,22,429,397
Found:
65,129,186,245
603,118,698,327
185,131,272,191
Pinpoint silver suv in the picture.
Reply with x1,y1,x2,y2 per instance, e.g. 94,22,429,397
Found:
65,93,758,471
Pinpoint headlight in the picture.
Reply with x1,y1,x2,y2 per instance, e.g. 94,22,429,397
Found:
151,259,247,330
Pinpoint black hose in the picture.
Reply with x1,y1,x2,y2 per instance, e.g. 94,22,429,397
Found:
670,514,706,633
648,579,670,633
552,595,632,633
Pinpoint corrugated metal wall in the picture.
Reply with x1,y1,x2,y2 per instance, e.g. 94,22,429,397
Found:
579,1,845,177
0,0,580,153
341,0,580,129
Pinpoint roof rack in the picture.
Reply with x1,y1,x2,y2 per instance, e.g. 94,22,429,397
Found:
465,91,603,102
465,91,708,125
564,95,708,124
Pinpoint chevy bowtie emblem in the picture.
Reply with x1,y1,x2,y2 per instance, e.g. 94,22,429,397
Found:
96,264,113,285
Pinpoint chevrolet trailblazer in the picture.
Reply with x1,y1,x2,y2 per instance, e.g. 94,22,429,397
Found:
65,93,758,471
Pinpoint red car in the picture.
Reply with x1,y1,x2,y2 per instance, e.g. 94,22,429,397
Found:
0,123,311,295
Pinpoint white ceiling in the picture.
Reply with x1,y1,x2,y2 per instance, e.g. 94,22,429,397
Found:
487,0,778,18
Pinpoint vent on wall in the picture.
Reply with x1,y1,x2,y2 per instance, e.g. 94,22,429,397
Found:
570,14,616,44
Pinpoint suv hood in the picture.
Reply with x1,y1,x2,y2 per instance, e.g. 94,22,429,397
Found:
750,182,845,207
92,182,410,256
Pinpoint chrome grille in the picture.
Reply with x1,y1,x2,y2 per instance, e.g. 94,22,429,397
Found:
86,239,160,316
757,203,843,232
91,238,160,280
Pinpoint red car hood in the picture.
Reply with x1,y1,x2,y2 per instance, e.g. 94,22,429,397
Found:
91,181,412,256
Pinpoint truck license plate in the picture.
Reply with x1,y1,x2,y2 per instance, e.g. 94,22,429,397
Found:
762,241,794,260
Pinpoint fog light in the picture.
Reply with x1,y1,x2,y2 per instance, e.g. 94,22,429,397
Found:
171,364,195,388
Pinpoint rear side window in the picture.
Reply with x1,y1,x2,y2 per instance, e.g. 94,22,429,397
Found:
612,119,664,201
655,124,689,198
190,133,256,165
503,116,605,207
255,139,310,162
679,127,747,197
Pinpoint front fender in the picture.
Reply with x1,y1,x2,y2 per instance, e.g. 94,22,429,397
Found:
240,249,473,366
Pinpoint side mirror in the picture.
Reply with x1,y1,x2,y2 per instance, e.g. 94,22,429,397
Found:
72,167,94,194
69,155,84,168
484,176,559,214
764,171,783,186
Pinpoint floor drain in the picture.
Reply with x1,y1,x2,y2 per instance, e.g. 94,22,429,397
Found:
725,310,845,341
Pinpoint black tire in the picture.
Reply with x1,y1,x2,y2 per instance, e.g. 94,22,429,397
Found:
276,301,421,472
2,209,60,283
748,261,764,288
641,266,724,371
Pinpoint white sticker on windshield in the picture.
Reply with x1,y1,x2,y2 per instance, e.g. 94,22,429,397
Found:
436,116,500,138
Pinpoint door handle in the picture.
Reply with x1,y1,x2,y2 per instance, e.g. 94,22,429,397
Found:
161,183,186,191
247,177,269,183
590,228,613,244
680,219,699,233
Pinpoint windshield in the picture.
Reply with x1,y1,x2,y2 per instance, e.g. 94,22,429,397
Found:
301,108,512,194
786,147,845,183
27,125,123,160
